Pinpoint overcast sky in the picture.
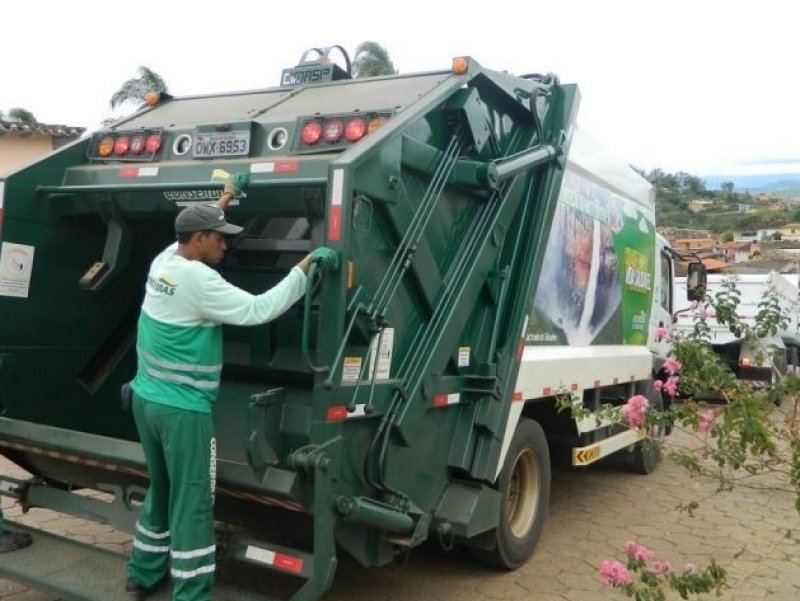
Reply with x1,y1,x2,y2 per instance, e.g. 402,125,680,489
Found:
1,0,796,176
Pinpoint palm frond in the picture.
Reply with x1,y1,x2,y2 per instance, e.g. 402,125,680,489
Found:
110,66,168,109
353,41,396,78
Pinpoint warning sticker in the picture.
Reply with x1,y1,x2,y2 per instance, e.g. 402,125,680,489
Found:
0,242,35,298
458,347,470,367
573,445,602,466
342,357,363,383
368,328,394,380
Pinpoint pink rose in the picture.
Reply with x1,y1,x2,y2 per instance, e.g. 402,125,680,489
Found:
654,326,668,342
663,357,682,375
621,395,649,428
652,559,672,574
663,376,679,396
632,544,654,562
599,559,631,586
697,409,717,434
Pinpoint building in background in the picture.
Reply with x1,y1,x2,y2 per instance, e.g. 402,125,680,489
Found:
0,120,85,175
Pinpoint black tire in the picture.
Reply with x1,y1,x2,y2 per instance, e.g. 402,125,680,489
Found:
624,380,664,475
469,418,551,569
768,369,783,405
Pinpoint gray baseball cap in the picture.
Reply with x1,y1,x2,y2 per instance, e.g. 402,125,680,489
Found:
175,204,243,235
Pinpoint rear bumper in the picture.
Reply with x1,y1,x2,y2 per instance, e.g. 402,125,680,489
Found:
736,365,772,382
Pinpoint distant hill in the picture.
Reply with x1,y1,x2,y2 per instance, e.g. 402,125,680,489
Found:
704,173,800,196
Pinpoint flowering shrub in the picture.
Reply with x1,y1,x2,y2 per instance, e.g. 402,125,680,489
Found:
600,540,727,600
590,278,800,599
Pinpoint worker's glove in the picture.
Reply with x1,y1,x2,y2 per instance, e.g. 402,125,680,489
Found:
312,247,339,271
223,171,250,196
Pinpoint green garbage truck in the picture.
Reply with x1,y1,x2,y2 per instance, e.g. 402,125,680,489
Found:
0,47,689,600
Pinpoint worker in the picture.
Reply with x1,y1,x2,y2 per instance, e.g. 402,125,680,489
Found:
0,508,32,552
125,172,337,601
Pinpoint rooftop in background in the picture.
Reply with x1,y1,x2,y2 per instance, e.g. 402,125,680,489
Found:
0,120,85,138
722,259,799,274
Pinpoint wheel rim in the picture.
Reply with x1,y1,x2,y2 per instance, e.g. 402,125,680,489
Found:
506,448,540,538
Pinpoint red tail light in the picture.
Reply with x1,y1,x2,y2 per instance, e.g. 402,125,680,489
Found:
301,121,323,144
294,112,392,151
89,129,163,161
145,133,162,154
113,136,130,155
345,118,367,142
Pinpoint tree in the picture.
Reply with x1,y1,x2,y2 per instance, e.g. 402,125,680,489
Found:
720,230,734,242
352,41,396,78
110,66,168,110
5,108,37,124
720,181,735,201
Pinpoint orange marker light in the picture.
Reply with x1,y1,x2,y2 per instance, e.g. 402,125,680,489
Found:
144,91,160,106
452,57,469,75
98,136,114,157
367,116,388,134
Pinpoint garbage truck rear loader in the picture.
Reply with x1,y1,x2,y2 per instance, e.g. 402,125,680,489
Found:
674,272,800,385
0,49,677,600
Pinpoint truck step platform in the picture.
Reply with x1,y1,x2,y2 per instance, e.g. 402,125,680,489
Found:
0,523,270,601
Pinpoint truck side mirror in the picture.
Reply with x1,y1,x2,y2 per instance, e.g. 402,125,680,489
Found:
686,261,707,301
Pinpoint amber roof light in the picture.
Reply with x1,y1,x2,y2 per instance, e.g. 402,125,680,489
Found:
452,57,469,75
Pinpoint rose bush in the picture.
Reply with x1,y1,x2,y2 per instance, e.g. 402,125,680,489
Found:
586,278,800,599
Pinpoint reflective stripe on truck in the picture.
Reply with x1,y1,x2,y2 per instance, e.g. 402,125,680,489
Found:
572,428,645,466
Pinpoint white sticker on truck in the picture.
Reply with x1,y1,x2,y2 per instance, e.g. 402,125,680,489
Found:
368,328,394,380
0,242,35,298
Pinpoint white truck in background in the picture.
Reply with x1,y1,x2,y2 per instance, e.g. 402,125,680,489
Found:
674,272,800,386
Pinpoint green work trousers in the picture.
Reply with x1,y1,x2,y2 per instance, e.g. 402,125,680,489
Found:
127,394,216,601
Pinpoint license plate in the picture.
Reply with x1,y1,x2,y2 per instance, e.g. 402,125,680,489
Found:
193,131,250,158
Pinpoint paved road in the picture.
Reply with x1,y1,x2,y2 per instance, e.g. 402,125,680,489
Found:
1,425,798,601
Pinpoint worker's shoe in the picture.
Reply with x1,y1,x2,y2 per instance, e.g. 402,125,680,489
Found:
0,530,32,552
125,578,152,601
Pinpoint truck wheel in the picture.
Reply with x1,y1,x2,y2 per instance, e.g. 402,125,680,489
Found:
469,418,550,569
768,369,783,405
625,381,664,475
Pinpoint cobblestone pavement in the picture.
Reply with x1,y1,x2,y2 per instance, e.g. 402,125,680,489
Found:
1,425,798,601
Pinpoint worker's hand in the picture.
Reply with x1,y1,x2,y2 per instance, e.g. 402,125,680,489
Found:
223,171,250,196
312,247,339,271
